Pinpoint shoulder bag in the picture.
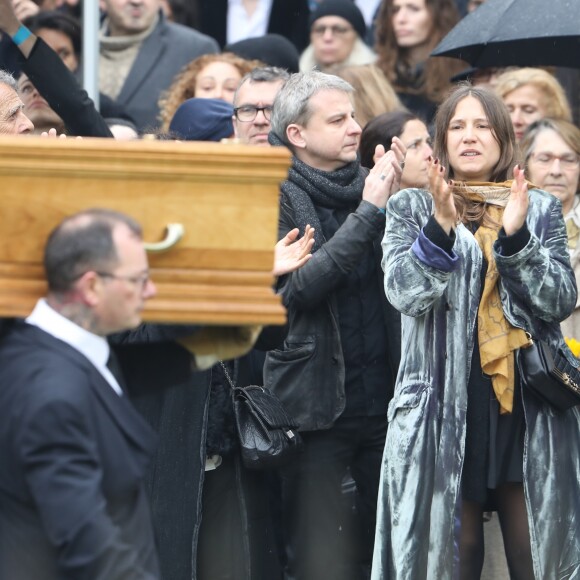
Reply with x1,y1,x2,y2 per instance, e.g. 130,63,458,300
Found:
219,361,303,469
519,335,580,411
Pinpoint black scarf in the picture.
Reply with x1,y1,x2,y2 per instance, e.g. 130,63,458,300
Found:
395,60,426,95
270,132,367,252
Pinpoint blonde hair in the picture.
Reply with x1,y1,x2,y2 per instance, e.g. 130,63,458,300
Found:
158,53,261,131
520,118,580,193
334,64,404,128
494,68,572,121
299,37,376,73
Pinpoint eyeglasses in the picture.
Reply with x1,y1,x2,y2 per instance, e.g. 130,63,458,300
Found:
96,271,151,290
311,24,353,37
530,153,580,169
234,105,273,122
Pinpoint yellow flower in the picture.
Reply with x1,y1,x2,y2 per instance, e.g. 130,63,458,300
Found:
565,337,580,358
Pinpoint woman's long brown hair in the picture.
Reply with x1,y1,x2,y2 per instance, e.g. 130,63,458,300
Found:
433,84,520,226
374,0,463,103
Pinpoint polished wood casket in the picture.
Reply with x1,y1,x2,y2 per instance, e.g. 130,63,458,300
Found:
0,137,290,325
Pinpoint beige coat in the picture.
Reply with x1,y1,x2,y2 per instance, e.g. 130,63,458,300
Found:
299,37,376,72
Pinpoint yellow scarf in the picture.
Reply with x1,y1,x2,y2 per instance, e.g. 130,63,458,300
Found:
566,218,580,250
456,182,531,414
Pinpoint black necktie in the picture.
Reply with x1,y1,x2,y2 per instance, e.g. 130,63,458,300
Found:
106,349,127,394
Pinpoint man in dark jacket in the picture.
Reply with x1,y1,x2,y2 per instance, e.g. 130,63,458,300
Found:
0,207,266,580
0,209,164,580
266,70,403,580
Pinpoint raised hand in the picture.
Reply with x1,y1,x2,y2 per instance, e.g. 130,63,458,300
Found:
40,129,82,139
0,0,35,56
0,0,21,36
40,128,67,139
372,143,386,165
363,137,407,210
12,0,38,21
273,225,315,277
390,136,406,194
429,157,457,234
502,165,529,236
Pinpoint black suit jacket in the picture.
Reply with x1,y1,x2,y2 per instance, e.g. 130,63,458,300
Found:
0,322,191,580
199,0,310,51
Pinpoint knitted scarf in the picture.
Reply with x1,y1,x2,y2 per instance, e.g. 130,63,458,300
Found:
99,14,159,100
270,132,367,253
458,181,531,414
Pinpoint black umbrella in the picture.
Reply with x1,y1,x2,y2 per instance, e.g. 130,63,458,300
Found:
431,0,580,69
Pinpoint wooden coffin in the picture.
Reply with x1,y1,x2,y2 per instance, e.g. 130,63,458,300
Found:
0,136,290,325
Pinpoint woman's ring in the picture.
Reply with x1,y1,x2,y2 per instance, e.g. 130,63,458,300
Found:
380,174,386,181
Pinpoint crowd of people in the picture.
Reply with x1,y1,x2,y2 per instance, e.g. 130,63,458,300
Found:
0,0,579,579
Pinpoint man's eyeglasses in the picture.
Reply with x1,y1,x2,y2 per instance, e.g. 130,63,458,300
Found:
311,24,352,37
96,271,151,290
234,105,273,122
530,153,580,169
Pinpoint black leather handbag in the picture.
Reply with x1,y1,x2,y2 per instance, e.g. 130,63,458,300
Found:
519,337,580,411
220,362,303,469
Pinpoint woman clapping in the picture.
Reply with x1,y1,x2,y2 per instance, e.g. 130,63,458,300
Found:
372,85,580,580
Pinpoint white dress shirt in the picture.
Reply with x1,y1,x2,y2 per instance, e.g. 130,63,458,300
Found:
227,0,273,45
355,0,382,28
26,298,124,396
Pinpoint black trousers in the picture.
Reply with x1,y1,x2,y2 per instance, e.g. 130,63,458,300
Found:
197,454,282,580
279,415,388,580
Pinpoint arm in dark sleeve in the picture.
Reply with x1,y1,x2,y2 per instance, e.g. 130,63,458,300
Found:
18,38,113,138
114,342,195,396
19,383,156,579
0,33,20,75
496,223,531,256
278,198,386,310
422,215,456,254
110,324,203,394
109,323,203,345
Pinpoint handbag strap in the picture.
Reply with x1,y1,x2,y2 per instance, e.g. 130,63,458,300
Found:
219,360,236,390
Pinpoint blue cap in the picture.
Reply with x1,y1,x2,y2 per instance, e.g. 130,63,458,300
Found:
169,98,234,142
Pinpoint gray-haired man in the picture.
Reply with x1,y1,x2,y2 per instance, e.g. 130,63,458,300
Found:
265,70,404,579
0,69,33,134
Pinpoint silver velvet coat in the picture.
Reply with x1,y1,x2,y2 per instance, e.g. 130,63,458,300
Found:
371,187,580,580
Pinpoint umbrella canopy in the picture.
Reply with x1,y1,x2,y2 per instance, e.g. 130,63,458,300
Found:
432,0,580,69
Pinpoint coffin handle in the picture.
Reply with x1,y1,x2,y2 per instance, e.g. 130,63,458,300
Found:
143,223,184,253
